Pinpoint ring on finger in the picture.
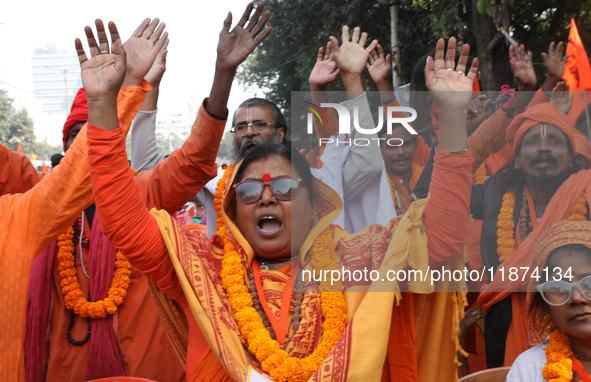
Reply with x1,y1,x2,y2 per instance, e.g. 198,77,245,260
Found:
100,51,109,54
457,70,464,75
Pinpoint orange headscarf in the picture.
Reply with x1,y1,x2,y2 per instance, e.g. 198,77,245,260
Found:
572,127,591,167
526,220,591,344
62,88,88,150
506,103,576,154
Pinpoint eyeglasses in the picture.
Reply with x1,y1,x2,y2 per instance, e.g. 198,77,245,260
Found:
233,177,308,204
231,121,274,136
537,275,591,306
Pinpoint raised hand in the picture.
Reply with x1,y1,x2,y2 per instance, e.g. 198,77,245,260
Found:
145,38,169,89
424,37,478,110
367,43,392,91
75,20,126,101
542,41,567,80
550,80,574,115
309,42,340,91
75,19,125,130
467,94,491,135
509,43,536,91
329,26,378,77
122,18,168,87
216,2,271,72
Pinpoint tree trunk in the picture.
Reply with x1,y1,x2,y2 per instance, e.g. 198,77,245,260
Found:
471,0,513,91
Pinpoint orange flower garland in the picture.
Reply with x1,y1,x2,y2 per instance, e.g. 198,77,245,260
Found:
543,329,574,381
497,192,587,263
57,227,132,319
496,190,516,263
214,165,348,381
473,162,487,184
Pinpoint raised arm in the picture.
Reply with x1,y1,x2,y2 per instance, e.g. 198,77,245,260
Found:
136,2,271,213
0,19,155,257
130,40,169,172
80,20,184,301
423,37,476,266
309,42,340,141
327,26,383,198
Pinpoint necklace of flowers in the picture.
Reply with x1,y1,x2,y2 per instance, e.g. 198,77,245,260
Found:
473,162,487,185
57,226,132,319
544,328,591,381
214,165,348,382
496,191,587,263
387,163,423,216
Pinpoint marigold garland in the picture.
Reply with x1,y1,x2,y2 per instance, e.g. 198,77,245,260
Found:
543,329,574,381
473,162,487,185
57,226,132,319
496,192,587,263
214,164,348,382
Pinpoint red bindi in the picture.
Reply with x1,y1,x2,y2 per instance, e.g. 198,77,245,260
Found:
262,173,271,182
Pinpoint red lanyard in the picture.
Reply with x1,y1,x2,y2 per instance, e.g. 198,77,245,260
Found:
572,356,591,382
251,260,292,346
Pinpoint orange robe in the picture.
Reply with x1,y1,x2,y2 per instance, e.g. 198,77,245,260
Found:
0,144,41,196
0,84,149,382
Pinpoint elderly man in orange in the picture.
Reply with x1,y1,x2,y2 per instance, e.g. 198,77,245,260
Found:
473,101,591,369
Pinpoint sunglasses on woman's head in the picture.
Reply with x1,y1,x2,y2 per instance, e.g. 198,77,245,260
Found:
537,275,591,306
233,177,308,204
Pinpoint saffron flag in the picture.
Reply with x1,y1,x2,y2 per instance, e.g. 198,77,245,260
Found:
17,142,22,154
41,160,49,174
563,18,591,91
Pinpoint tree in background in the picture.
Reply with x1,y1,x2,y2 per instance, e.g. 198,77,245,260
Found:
238,0,590,147
0,89,62,158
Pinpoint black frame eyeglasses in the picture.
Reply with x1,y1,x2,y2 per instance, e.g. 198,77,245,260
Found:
231,121,275,137
233,177,308,204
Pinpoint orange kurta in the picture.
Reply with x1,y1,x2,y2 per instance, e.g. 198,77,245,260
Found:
0,144,41,196
0,83,149,382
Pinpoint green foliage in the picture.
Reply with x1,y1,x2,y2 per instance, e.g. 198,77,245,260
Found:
0,89,37,154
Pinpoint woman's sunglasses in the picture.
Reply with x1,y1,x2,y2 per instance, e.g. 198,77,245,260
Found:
233,177,308,204
537,275,591,306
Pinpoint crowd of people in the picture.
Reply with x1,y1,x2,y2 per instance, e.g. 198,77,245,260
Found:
2,2,591,382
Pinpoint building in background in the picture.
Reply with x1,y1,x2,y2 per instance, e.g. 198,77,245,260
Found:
32,44,81,114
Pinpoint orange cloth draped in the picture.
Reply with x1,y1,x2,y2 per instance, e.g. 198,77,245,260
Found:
88,116,474,381
0,144,41,196
477,169,591,309
563,18,591,92
468,110,512,173
0,83,149,382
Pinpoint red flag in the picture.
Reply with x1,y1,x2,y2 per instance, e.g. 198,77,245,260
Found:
563,18,591,91
17,142,22,154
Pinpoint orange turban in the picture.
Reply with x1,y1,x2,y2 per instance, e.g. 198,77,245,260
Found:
527,220,591,344
62,87,88,150
506,103,575,155
572,127,591,167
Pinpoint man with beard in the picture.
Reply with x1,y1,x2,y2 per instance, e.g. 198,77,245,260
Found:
470,102,580,369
